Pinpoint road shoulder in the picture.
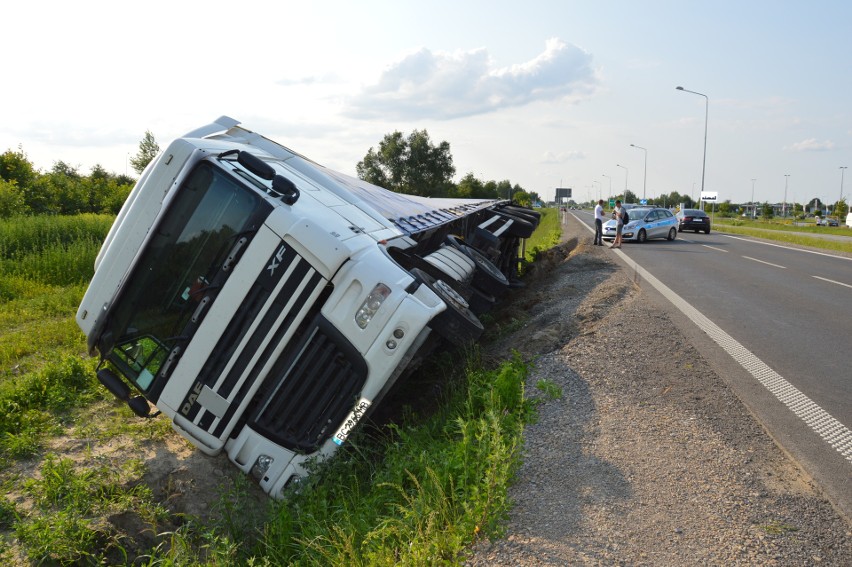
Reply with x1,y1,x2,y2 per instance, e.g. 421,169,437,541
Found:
467,217,852,565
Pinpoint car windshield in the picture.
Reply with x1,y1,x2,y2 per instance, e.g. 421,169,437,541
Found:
101,160,270,393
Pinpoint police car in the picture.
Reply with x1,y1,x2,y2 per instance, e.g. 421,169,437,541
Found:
603,207,678,242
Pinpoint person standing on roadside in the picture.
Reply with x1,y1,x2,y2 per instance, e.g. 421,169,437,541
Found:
593,199,605,245
610,199,624,249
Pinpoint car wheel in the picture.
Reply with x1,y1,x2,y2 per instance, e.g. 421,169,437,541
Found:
694,229,700,233
637,229,647,243
705,228,711,234
667,227,677,241
410,268,483,344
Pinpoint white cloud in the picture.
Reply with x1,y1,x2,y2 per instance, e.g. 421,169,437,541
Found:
784,138,835,152
343,38,599,120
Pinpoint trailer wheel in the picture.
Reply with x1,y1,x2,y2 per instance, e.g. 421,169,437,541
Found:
411,268,483,343
446,237,510,296
494,211,536,238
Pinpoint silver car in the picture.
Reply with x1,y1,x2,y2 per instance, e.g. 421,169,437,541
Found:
603,207,678,243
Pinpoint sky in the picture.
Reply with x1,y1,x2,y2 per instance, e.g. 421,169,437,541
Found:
2,0,851,206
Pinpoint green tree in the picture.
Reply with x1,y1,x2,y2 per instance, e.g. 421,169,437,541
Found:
832,198,848,218
0,146,37,188
718,200,731,216
357,130,455,197
454,172,485,198
130,130,160,174
512,189,532,207
0,177,28,217
761,202,774,219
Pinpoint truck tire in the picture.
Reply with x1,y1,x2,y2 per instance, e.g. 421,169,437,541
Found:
411,268,484,344
445,236,510,296
493,211,535,238
501,205,541,225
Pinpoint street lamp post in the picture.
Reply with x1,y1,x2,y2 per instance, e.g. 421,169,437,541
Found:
751,178,756,219
629,144,647,202
616,164,628,197
676,86,709,210
602,173,612,200
783,174,790,218
841,166,847,201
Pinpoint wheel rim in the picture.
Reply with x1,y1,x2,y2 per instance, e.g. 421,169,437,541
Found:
434,279,470,311
638,229,646,242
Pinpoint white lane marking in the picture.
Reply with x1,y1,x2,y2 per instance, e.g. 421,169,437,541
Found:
812,276,852,289
702,245,728,253
721,234,852,261
742,256,786,269
612,243,852,465
576,213,852,462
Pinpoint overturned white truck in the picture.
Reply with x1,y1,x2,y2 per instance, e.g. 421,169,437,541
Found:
76,117,540,498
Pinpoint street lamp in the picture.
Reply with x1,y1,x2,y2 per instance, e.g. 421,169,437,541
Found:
751,178,756,219
602,173,612,200
676,86,709,209
629,144,647,202
616,164,628,196
841,166,847,201
783,174,790,218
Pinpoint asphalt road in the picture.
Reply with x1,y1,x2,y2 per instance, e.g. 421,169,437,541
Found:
571,210,852,518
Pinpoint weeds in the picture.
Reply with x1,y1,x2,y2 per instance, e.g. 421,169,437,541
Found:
535,378,563,400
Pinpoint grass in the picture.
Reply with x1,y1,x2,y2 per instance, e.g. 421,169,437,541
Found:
714,218,852,254
524,208,561,264
0,211,562,565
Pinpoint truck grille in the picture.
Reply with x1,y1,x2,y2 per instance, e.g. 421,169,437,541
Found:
249,316,368,452
180,241,335,441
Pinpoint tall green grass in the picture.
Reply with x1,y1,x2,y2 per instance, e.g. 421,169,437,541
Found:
0,214,112,461
0,214,112,286
524,208,561,263
142,353,534,566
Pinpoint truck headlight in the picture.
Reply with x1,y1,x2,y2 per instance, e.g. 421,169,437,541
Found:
355,283,391,329
251,454,274,479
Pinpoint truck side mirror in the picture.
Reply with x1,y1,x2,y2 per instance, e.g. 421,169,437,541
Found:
97,368,130,401
273,175,300,205
128,396,152,418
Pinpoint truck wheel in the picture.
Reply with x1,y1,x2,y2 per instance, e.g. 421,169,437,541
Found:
447,239,510,296
501,205,541,225
411,268,484,343
494,211,536,238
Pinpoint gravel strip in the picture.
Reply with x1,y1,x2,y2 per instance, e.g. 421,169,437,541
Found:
467,220,852,565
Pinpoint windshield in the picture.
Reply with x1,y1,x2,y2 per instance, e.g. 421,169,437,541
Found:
104,160,271,394
628,208,652,219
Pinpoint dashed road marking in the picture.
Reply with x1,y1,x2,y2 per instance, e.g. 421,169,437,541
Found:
812,275,852,289
743,256,786,269
702,245,728,253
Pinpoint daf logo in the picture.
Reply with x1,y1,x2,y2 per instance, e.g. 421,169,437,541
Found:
181,381,203,416
267,245,287,276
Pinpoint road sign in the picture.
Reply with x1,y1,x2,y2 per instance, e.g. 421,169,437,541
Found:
640,199,647,205
700,191,718,202
608,199,615,207
555,187,572,202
